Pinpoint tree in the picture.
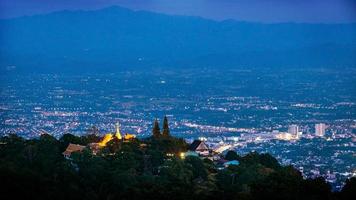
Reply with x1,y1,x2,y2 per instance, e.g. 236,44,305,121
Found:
259,153,281,170
251,166,303,200
148,136,188,155
162,116,170,137
339,177,356,200
225,150,240,161
152,119,161,138
302,177,332,200
59,133,83,151
0,133,341,200
160,157,193,185
185,156,208,180
81,133,102,144
240,152,280,170
105,136,122,154
0,134,25,161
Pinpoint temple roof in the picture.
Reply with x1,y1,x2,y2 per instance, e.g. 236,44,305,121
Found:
63,143,86,157
189,140,209,151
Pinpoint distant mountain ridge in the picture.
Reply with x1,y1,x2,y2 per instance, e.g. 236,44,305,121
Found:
0,6,355,73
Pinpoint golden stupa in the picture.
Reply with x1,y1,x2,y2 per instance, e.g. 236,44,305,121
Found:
98,122,122,147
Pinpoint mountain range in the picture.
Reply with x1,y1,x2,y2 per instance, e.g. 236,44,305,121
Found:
1,6,355,73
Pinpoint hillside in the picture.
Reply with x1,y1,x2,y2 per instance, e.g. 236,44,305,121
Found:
0,6,356,73
1,132,355,200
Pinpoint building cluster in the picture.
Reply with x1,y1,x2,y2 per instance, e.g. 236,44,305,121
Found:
193,125,354,191
275,123,327,141
63,122,136,158
63,120,239,170
181,139,240,169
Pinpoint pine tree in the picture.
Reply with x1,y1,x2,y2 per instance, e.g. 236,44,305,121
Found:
162,116,170,137
152,119,161,138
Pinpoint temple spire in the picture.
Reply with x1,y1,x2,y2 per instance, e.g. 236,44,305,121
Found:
115,122,122,140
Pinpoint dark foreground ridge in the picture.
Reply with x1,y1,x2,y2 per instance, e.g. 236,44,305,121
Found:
0,119,355,200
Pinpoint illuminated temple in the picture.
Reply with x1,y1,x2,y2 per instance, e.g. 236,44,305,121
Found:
98,122,137,147
99,122,123,147
64,122,136,157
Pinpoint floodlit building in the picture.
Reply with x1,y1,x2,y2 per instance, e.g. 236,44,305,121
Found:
63,122,137,157
124,133,136,141
276,132,295,141
315,123,326,137
98,122,124,147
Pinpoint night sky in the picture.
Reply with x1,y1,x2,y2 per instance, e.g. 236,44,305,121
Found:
1,0,356,23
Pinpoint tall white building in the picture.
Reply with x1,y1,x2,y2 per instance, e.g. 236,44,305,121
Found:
315,123,326,137
288,125,299,135
288,124,302,139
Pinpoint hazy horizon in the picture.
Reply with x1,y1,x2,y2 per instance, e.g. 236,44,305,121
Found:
1,0,356,23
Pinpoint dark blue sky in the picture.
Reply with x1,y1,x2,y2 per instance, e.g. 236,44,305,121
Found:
1,0,356,23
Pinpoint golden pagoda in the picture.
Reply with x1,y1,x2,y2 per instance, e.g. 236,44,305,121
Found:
115,122,122,140
98,122,123,147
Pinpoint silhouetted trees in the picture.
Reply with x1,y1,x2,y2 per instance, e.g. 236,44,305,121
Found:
0,132,354,200
162,116,170,137
152,116,171,138
152,119,161,138
225,150,240,161
339,177,356,200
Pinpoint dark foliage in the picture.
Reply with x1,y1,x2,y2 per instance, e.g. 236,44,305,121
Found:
0,133,354,200
152,119,161,138
162,116,170,137
225,150,240,161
